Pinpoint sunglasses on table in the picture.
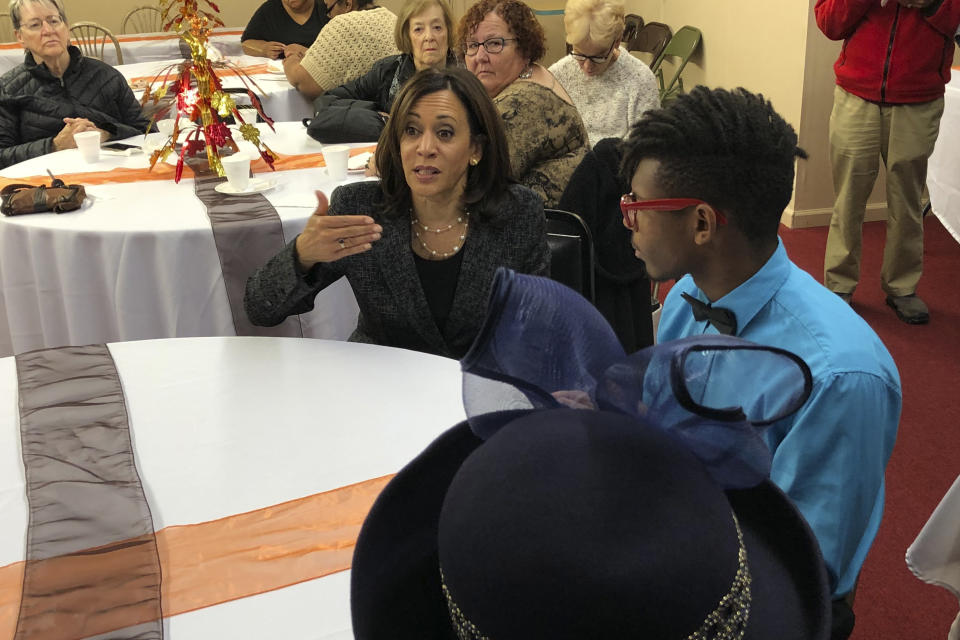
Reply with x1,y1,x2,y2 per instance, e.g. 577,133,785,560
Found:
620,195,727,228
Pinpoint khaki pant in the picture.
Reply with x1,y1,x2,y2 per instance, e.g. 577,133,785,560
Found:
824,87,944,296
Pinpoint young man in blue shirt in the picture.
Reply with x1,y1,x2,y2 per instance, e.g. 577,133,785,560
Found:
620,86,901,639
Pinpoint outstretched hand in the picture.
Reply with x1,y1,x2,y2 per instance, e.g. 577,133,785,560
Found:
294,191,382,270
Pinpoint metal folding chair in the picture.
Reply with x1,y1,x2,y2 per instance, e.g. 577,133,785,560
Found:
651,26,702,103
627,21,671,67
622,14,644,48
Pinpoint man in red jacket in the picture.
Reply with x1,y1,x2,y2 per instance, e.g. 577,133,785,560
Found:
816,0,960,324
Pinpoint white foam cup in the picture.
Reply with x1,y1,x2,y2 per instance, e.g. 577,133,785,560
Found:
73,130,101,163
221,153,251,191
156,118,176,137
323,145,350,181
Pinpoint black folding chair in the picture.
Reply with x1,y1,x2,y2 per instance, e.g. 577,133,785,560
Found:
545,209,596,303
622,14,644,47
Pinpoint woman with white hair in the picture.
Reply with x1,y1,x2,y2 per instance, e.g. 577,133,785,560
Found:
0,0,149,168
548,0,658,147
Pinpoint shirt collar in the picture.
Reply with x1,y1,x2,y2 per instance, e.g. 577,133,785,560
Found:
689,239,791,336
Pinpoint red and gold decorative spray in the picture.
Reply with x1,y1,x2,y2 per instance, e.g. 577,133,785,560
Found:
141,0,277,181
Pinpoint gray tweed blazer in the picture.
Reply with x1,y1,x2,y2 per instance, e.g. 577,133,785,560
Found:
244,181,549,358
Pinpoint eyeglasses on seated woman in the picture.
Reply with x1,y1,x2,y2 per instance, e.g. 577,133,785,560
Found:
457,0,587,208
307,0,460,145
245,67,550,359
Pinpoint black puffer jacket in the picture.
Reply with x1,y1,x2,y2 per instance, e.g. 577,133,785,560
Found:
0,46,151,169
307,53,458,143
306,54,415,144
558,137,653,352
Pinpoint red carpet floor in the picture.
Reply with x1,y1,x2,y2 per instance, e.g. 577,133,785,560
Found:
779,217,960,639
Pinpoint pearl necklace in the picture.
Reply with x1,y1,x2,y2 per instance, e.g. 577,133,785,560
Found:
411,210,470,259
412,213,465,234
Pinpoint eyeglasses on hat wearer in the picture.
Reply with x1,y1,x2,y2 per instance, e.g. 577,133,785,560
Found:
620,194,727,229
463,37,518,56
570,40,616,65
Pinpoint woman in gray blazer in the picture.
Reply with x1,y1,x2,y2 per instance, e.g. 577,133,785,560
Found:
244,67,549,358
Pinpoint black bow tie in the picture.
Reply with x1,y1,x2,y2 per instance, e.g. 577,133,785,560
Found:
681,292,738,336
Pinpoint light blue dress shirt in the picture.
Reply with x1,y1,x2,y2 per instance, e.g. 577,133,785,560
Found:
657,240,901,597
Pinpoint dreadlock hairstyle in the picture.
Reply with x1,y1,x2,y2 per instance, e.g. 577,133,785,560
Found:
620,86,808,247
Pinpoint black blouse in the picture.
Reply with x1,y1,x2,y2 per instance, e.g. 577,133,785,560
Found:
414,251,465,339
241,0,329,49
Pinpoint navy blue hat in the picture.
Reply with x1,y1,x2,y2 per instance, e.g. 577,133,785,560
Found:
351,410,829,639
350,269,830,639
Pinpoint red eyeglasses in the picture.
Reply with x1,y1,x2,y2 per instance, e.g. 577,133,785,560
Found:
620,195,727,229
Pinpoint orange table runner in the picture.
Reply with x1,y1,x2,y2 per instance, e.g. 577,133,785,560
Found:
0,474,393,639
0,145,375,190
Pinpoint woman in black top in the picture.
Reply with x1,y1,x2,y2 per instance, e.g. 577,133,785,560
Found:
241,0,329,59
245,68,549,358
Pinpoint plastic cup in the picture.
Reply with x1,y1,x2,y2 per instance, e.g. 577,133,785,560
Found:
323,145,350,181
221,153,251,191
238,108,258,125
73,130,101,163
156,118,175,137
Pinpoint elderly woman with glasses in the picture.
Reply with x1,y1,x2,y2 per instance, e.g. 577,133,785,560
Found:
245,68,549,359
0,0,150,169
548,0,659,147
306,0,458,143
283,0,398,99
458,0,587,208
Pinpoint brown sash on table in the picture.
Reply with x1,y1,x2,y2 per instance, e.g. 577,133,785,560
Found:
188,158,303,337
13,345,162,640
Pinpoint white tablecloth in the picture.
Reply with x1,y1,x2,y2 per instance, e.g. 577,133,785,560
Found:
119,55,313,123
0,28,244,75
929,67,960,242
906,473,960,640
0,336,467,638
0,121,371,357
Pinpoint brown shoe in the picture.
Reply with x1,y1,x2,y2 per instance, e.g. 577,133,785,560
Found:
886,294,929,325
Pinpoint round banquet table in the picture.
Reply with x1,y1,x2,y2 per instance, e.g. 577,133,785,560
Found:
0,337,467,639
929,67,960,243
119,55,313,123
0,121,373,357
